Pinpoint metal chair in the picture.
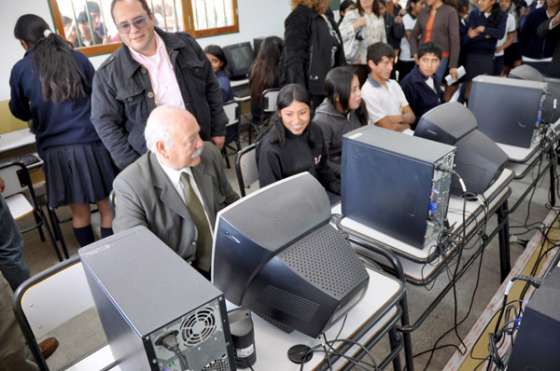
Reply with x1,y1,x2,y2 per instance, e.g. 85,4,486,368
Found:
235,143,259,197
0,161,62,261
222,100,242,168
12,255,98,371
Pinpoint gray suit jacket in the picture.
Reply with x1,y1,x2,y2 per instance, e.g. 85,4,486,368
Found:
113,142,239,271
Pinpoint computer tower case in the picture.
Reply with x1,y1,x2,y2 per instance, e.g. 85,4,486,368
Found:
341,126,456,249
469,75,547,148
213,173,369,338
508,268,560,371
79,227,236,371
415,102,508,196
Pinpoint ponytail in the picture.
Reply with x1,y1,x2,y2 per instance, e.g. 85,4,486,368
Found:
14,14,89,103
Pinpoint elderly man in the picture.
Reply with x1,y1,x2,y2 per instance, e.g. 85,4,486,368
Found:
113,106,239,276
91,0,227,169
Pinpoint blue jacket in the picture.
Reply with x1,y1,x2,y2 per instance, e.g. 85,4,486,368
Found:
400,66,442,129
9,50,101,154
520,7,556,59
463,9,507,54
216,70,234,102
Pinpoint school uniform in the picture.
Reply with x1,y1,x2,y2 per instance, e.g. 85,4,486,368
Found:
9,50,115,208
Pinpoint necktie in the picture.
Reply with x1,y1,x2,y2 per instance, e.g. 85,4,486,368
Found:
180,172,213,273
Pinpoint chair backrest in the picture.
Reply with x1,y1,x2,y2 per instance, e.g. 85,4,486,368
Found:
235,143,259,197
263,88,280,113
0,162,31,198
223,100,240,127
13,256,100,370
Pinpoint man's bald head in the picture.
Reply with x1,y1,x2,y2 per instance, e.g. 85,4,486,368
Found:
145,106,204,169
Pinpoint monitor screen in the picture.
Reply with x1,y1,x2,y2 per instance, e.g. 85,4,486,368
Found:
223,42,254,80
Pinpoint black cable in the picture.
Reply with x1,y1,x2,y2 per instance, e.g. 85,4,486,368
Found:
326,338,378,370
321,333,334,371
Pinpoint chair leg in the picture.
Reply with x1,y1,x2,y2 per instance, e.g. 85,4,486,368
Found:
222,148,231,169
32,211,46,242
48,208,69,260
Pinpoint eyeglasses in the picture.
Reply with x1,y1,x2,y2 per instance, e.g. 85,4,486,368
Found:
116,16,148,33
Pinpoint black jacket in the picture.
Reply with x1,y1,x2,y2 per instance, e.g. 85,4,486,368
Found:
536,13,560,77
282,5,346,96
384,14,405,50
256,119,340,194
91,28,227,169
312,99,363,178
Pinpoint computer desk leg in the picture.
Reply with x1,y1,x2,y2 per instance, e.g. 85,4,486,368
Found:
549,157,556,207
496,201,511,282
388,327,402,371
399,293,415,371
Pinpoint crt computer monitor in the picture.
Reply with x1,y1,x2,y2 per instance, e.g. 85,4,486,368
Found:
223,42,254,80
212,173,370,338
415,102,508,196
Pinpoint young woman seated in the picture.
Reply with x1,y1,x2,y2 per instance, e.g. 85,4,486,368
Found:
256,83,339,195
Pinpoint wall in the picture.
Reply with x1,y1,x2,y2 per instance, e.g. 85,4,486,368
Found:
0,0,291,101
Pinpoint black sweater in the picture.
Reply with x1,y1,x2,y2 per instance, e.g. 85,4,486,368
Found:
312,99,363,179
256,121,339,194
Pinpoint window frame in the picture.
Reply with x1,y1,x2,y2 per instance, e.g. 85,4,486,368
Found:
47,0,240,57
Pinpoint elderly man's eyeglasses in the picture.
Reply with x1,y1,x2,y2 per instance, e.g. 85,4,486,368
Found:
116,16,148,33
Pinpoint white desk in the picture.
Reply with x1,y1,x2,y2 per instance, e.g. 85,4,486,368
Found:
66,267,403,371
0,128,35,154
334,169,513,266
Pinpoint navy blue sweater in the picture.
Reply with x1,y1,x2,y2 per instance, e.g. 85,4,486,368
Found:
463,9,506,54
9,50,101,153
519,7,557,59
400,66,442,129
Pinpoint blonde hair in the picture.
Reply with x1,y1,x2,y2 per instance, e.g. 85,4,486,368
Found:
291,0,328,12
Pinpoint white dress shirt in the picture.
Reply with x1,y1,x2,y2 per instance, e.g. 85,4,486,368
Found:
157,157,214,235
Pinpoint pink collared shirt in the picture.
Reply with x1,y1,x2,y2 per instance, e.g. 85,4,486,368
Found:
129,33,185,109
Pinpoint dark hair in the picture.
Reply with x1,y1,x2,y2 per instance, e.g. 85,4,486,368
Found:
324,66,368,125
250,36,284,103
340,0,356,15
358,0,382,16
262,84,311,145
487,1,503,28
417,42,443,59
86,1,101,13
204,44,228,70
14,14,89,103
110,0,152,20
406,0,421,14
367,42,395,64
325,66,355,111
77,11,90,24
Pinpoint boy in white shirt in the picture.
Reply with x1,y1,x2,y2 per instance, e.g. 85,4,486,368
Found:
361,42,415,132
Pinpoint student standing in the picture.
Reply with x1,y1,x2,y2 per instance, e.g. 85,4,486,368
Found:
462,0,506,99
9,14,115,247
283,0,346,109
410,0,461,85
494,0,517,75
339,0,388,64
397,0,424,79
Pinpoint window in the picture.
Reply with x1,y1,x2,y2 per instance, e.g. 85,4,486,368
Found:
47,0,239,57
